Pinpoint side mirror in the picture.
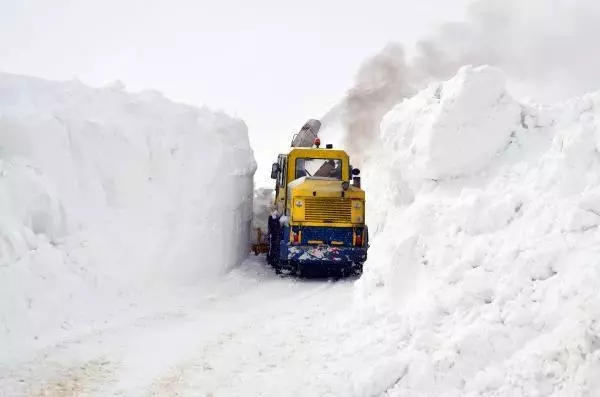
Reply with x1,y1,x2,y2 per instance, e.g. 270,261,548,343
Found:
270,163,280,179
352,168,361,176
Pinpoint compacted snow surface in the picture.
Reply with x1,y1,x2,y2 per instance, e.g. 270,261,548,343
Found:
0,259,377,397
3,66,600,397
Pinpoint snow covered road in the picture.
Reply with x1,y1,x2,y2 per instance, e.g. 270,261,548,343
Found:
8,60,600,396
0,258,382,397
0,72,405,397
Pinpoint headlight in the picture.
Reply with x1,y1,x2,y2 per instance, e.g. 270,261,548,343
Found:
353,201,362,209
295,199,303,207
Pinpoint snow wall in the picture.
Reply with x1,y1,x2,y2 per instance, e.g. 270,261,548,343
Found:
356,66,600,396
251,187,274,243
0,73,256,360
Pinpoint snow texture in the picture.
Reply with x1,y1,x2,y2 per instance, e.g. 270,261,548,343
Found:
356,65,600,396
250,187,273,242
0,72,256,362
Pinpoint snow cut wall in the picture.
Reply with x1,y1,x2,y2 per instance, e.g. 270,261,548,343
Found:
357,66,600,396
0,73,256,360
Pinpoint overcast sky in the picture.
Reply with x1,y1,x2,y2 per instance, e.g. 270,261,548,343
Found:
1,0,470,176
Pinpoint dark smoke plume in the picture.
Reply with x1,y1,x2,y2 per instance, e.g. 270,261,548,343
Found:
339,43,413,164
328,0,600,164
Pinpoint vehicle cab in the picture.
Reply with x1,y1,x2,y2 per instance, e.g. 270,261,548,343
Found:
267,145,367,273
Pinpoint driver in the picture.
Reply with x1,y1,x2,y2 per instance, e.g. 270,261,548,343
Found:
314,159,341,178
329,162,341,179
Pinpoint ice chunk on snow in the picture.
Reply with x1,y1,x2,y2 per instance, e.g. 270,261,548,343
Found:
381,66,521,184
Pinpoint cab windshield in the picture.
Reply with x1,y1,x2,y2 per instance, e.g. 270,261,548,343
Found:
295,158,342,180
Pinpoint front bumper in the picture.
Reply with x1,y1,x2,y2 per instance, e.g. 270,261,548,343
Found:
282,244,367,266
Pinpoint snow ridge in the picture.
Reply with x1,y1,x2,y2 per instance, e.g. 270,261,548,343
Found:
357,66,600,396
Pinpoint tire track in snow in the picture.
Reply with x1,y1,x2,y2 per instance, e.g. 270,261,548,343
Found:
0,258,355,397
144,279,347,397
0,261,276,396
9,258,273,376
69,266,339,396
6,358,116,397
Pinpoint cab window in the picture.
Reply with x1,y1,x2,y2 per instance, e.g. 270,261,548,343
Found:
278,156,287,187
275,155,287,190
295,158,342,180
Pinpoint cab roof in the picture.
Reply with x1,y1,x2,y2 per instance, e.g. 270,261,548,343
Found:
287,147,349,159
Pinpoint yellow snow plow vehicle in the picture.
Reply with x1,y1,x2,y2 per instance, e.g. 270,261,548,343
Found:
253,119,368,275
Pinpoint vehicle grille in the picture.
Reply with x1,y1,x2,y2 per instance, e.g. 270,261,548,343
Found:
304,197,352,223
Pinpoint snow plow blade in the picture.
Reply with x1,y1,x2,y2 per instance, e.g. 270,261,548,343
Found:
286,245,366,267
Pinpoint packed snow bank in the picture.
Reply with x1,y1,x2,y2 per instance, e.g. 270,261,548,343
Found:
357,66,600,396
0,73,255,361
